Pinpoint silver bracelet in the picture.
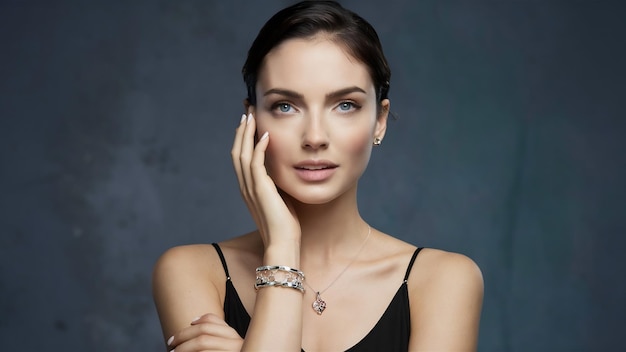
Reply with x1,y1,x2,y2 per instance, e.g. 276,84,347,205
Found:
256,265,305,277
255,265,305,293
254,280,305,292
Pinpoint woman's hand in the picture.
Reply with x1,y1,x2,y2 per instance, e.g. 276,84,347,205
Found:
229,113,305,350
166,313,243,352
231,113,301,250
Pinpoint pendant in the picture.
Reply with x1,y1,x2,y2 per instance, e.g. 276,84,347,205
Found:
312,292,327,315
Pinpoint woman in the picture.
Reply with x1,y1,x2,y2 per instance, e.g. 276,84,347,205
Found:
153,1,483,351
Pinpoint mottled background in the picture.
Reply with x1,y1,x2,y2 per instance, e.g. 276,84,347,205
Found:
1,0,624,351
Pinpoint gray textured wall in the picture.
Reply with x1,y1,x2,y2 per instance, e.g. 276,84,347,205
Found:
1,0,624,351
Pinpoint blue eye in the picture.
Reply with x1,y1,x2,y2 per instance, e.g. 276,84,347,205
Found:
338,102,357,112
278,103,292,113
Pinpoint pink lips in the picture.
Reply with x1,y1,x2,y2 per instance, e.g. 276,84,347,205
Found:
294,160,338,182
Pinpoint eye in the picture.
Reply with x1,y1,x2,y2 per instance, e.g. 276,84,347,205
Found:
336,101,360,113
277,103,293,113
269,101,299,116
339,102,352,111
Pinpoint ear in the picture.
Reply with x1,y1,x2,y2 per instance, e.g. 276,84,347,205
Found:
374,99,390,141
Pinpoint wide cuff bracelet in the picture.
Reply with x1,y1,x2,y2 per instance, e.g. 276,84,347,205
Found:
254,280,305,292
255,265,305,293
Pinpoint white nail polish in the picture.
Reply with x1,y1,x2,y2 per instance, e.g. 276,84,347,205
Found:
240,114,246,123
247,113,253,123
260,131,269,140
167,335,174,346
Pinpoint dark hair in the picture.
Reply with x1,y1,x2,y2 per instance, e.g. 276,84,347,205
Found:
242,0,391,107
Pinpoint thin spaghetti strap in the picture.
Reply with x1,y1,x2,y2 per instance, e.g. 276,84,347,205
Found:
211,243,231,280
403,247,423,283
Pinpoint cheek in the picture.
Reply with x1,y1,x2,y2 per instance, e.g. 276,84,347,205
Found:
259,127,291,173
355,133,373,153
342,127,374,157
264,142,282,169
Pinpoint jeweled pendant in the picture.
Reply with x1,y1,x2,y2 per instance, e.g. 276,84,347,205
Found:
312,292,327,315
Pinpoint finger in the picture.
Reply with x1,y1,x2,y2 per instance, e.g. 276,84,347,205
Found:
166,315,211,348
232,114,262,229
169,322,242,349
231,114,248,195
190,313,227,326
239,113,257,198
189,313,210,325
250,131,273,198
250,131,269,175
248,133,298,236
247,129,277,236
239,114,268,231
172,335,242,352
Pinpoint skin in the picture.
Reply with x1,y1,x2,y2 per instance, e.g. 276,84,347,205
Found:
153,35,483,352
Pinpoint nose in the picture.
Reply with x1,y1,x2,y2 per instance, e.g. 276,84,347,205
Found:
301,112,329,150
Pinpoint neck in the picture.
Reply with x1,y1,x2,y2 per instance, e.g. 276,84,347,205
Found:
286,186,368,262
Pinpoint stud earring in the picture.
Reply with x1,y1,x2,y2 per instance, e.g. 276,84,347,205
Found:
373,137,382,146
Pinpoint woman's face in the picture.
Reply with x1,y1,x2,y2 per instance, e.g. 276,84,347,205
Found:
251,36,389,205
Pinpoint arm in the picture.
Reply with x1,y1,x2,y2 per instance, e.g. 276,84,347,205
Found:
152,245,243,351
153,113,304,351
233,112,303,351
408,251,484,351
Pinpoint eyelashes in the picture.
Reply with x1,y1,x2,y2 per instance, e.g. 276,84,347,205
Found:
273,102,295,113
336,101,361,112
268,100,362,115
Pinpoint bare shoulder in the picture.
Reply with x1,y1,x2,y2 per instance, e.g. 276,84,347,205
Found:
152,244,224,287
407,248,484,351
417,248,482,283
152,243,226,339
151,233,262,334
152,233,261,284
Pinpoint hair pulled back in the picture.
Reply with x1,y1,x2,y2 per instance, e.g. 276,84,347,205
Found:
242,1,391,106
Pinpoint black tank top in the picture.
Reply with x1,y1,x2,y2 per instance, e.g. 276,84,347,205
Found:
212,243,422,352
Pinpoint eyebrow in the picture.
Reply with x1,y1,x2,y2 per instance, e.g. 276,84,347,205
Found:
262,86,367,100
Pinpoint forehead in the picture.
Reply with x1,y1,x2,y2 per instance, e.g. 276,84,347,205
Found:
257,37,374,95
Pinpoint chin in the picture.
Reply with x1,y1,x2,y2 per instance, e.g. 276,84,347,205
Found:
283,189,340,205
277,180,356,206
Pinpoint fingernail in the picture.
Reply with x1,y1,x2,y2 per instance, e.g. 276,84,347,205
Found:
240,114,246,124
167,335,174,346
247,113,253,124
260,131,269,140
191,316,201,323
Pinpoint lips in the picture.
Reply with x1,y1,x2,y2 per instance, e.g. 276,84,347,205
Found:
294,160,338,182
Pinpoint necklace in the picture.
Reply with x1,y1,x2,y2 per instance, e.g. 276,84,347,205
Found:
304,225,372,315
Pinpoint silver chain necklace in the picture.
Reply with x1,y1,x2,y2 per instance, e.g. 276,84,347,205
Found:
304,225,372,315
